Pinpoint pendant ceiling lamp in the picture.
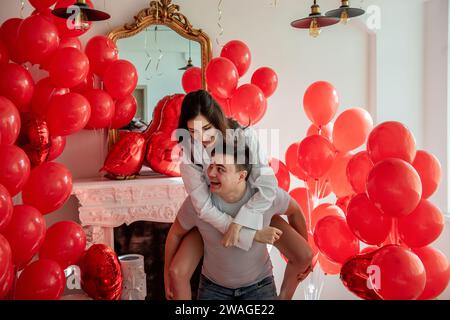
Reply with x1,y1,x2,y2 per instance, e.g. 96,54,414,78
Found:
291,0,340,38
325,0,365,24
52,0,111,31
179,40,194,70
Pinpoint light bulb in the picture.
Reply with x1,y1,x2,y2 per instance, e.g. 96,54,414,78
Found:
309,18,321,38
340,9,349,24
73,11,90,30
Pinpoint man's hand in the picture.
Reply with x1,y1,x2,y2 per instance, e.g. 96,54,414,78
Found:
297,263,313,282
221,223,243,247
254,226,283,245
164,270,174,300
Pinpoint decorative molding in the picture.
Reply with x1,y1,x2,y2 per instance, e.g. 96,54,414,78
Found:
73,175,187,249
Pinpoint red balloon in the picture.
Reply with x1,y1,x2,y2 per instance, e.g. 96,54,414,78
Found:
319,253,342,275
412,150,442,199
31,77,70,117
371,245,426,300
303,81,339,127
16,114,51,166
285,142,307,181
412,246,450,300
101,132,146,177
206,57,239,99
346,151,373,194
17,15,59,65
0,63,34,112
182,67,202,93
3,205,46,269
111,95,137,129
212,94,232,117
71,72,95,94
347,193,392,245
0,184,13,232
269,158,290,192
79,244,123,300
0,145,31,196
398,199,444,248
85,36,119,77
314,215,360,264
47,135,66,161
335,194,354,215
39,221,86,269
367,121,416,164
311,203,345,232
328,152,354,198
49,47,90,88
53,0,93,38
84,89,115,129
22,162,73,215
289,187,315,229
0,18,25,64
103,60,138,100
29,0,57,10
58,36,82,50
307,176,332,199
298,135,336,179
0,234,12,281
0,97,21,145
220,40,251,77
0,234,13,299
47,92,91,136
251,67,278,98
306,122,333,141
340,248,382,300
0,38,9,64
367,158,422,217
15,259,65,300
332,108,373,152
230,84,267,126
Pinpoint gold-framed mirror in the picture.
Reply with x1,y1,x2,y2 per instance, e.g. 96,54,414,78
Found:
107,0,212,146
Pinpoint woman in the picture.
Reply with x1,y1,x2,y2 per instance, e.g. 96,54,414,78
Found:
165,89,312,300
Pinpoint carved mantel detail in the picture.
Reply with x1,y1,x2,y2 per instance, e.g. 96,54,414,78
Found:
72,174,187,248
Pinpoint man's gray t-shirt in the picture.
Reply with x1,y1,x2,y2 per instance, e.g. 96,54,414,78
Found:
177,186,290,289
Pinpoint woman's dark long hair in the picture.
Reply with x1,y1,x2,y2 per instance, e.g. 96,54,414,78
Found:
178,90,241,135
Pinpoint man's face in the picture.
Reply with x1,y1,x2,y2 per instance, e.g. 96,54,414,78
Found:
207,153,245,196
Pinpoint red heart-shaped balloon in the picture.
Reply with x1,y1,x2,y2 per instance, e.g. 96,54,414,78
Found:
340,246,386,300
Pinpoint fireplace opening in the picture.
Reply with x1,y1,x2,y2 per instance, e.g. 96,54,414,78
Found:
114,221,201,300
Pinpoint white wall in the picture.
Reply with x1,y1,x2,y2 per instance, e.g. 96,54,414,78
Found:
1,0,449,300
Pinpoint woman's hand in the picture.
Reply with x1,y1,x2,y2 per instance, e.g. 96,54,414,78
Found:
254,226,283,245
164,269,174,300
221,223,243,248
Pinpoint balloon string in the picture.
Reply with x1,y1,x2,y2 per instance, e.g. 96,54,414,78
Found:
390,218,400,245
19,0,24,18
216,0,224,48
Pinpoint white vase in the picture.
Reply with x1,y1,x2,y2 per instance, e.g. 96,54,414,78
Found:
119,254,147,300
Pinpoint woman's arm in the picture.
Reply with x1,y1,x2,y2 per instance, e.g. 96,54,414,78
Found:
232,128,278,230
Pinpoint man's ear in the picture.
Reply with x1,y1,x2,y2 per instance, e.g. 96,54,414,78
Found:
239,170,248,182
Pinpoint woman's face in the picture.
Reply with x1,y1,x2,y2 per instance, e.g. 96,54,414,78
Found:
187,114,219,148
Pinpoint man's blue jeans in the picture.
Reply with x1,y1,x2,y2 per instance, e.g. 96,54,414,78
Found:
197,274,277,300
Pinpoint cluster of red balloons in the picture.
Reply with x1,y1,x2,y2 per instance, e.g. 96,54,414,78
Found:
281,81,449,300
181,40,278,126
0,0,137,300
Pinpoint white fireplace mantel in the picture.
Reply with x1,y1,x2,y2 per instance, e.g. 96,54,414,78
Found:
71,172,187,249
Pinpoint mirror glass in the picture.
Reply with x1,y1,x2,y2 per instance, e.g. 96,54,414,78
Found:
116,25,202,127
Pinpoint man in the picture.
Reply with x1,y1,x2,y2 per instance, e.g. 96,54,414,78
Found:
165,142,313,300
